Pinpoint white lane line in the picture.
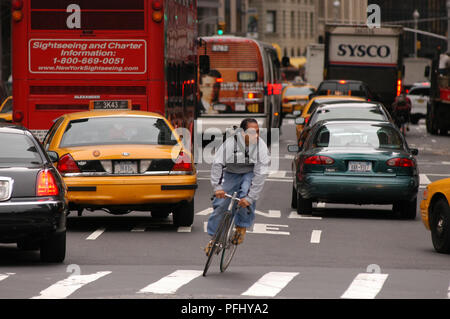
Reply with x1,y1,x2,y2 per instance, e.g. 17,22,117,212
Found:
432,139,437,143
138,270,203,294
31,271,111,299
177,227,191,233
131,225,147,232
269,171,287,178
242,272,299,297
86,228,106,240
310,230,322,244
203,221,208,233
255,210,281,218
196,208,214,216
288,211,322,220
442,162,450,165
0,273,15,282
420,174,431,185
341,273,388,299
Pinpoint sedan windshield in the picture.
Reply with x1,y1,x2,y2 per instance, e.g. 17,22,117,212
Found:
310,106,386,125
0,133,42,165
60,117,179,147
313,123,403,150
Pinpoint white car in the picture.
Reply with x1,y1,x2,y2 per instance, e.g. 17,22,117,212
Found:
407,83,430,124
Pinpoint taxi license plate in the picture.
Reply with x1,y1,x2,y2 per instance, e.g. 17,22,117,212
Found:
114,161,138,174
348,161,372,172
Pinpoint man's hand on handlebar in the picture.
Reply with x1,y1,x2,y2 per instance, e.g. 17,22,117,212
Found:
215,190,226,199
238,198,251,208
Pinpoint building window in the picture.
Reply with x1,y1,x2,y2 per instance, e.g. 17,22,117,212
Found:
291,11,295,37
266,10,276,33
310,12,314,38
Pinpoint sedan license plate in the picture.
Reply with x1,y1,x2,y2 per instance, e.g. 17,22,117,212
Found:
348,161,372,172
114,161,138,174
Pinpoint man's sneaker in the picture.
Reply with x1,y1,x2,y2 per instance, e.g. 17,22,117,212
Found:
204,240,214,256
231,226,246,245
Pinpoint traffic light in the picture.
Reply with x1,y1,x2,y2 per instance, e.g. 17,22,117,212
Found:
217,22,225,35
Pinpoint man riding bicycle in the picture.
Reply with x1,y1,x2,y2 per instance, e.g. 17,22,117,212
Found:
392,90,412,132
205,118,271,255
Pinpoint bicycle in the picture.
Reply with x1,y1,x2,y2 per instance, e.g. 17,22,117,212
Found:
202,192,250,277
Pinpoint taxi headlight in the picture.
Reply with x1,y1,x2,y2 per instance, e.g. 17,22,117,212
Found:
101,161,113,174
140,160,152,173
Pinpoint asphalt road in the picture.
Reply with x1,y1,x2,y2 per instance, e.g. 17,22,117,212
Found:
0,118,449,301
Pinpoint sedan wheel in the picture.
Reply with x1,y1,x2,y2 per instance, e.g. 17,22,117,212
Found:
297,192,312,215
430,198,450,254
40,231,66,263
291,186,297,209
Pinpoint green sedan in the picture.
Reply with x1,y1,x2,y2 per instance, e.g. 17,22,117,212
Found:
288,120,419,219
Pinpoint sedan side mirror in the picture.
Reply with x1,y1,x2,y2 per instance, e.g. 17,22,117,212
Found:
47,151,59,163
410,148,419,156
295,117,306,125
287,145,301,153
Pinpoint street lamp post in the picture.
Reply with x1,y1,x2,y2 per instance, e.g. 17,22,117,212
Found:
413,9,420,57
334,0,341,23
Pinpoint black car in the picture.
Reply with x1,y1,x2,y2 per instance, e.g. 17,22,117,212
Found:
311,80,378,101
0,124,67,262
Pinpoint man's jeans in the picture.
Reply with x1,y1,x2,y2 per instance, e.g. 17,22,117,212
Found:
207,171,256,236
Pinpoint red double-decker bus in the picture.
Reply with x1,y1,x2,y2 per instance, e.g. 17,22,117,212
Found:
11,0,198,140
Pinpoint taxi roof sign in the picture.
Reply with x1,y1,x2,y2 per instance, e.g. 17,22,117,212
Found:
89,100,132,110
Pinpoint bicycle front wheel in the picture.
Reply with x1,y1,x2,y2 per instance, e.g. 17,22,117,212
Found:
203,212,231,277
220,214,238,273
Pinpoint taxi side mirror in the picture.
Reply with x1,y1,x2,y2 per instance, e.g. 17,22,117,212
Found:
295,117,305,125
47,151,59,163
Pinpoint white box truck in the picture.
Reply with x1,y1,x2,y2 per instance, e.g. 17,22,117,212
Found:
305,43,324,88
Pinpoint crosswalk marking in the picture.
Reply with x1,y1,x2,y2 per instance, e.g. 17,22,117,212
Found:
31,271,112,299
138,270,202,294
242,272,299,297
0,273,14,282
310,230,322,244
420,174,431,185
341,273,388,299
86,228,106,240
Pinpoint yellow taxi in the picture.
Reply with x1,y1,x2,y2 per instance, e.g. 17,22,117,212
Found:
293,95,366,141
43,100,197,227
281,84,316,114
420,178,450,254
0,96,12,122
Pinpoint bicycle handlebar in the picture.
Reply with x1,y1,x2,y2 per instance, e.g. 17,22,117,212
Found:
211,192,251,213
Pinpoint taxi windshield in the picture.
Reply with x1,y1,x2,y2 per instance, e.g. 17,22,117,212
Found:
60,117,179,147
0,99,12,113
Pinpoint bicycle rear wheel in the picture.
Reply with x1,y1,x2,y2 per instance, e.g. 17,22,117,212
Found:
220,214,238,272
203,212,230,277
